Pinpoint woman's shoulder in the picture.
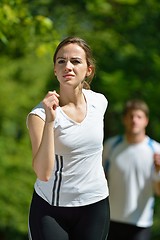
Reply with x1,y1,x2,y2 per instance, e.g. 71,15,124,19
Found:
30,102,45,115
83,89,108,113
83,89,108,103
26,102,46,127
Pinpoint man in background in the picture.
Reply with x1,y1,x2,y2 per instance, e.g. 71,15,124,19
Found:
103,99,160,240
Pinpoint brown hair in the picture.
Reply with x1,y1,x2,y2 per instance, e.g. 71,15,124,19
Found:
122,99,149,117
53,36,96,89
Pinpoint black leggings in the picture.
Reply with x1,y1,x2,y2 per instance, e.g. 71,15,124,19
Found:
28,191,110,240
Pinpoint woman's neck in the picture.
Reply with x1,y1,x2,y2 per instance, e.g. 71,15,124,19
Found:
59,87,84,107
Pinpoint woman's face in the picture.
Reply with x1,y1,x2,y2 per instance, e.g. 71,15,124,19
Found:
54,43,92,88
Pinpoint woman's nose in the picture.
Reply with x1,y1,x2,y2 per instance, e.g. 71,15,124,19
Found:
65,61,72,71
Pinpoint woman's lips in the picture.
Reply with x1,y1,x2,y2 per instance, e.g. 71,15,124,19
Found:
63,74,75,78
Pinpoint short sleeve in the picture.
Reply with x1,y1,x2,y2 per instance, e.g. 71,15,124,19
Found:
26,102,46,128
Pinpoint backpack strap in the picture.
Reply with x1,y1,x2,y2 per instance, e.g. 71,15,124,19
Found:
112,135,123,148
148,137,155,152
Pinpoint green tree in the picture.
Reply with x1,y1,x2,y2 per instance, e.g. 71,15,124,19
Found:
0,0,160,239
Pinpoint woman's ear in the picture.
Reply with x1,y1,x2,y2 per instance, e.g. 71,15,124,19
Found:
54,68,57,76
86,66,93,77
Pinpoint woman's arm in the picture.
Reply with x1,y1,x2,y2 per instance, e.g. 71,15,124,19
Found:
28,91,59,181
28,115,55,181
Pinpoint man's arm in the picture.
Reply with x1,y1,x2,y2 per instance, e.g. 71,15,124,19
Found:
153,153,160,196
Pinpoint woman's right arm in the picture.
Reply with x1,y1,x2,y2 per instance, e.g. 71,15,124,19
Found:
28,91,59,181
28,115,55,181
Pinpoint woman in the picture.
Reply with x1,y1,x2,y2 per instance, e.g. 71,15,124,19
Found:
27,36,110,240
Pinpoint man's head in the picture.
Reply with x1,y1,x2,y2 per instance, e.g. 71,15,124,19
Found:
122,99,149,118
122,99,149,137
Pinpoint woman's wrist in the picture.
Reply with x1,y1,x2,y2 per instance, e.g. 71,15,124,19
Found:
45,119,55,126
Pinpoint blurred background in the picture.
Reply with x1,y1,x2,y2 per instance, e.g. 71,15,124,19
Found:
0,0,160,239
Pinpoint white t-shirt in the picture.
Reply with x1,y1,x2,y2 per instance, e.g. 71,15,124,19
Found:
27,89,109,207
103,135,160,227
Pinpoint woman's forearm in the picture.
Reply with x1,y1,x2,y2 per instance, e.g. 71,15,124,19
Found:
33,121,55,181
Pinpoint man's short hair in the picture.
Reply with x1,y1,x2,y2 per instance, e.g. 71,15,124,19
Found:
122,99,149,117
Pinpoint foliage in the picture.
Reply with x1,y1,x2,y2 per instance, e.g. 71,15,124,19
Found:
0,0,160,239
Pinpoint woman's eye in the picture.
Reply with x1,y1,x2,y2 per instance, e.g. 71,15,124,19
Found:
57,59,81,65
57,59,65,64
71,60,81,64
